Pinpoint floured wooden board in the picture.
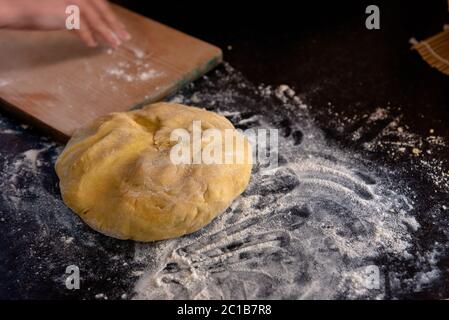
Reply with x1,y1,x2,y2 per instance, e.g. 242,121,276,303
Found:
0,5,222,140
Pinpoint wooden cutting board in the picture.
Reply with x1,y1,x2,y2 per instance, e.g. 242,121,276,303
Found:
0,4,222,141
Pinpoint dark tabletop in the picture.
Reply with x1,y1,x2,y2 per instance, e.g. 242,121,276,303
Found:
0,0,448,299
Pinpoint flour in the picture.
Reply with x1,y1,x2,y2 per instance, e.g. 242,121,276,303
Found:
0,141,55,211
0,62,447,299
1,128,21,134
0,121,138,298
274,84,295,103
138,70,160,81
61,236,74,244
106,66,162,82
260,84,308,110
128,46,145,59
22,148,46,171
322,104,449,193
104,45,163,82
131,64,448,299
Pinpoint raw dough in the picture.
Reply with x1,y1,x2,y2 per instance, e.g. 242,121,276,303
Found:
55,102,252,241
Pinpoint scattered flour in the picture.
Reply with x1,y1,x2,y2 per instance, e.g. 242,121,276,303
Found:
319,103,449,193
22,148,46,171
103,44,163,83
138,70,160,81
106,66,162,82
131,64,447,299
0,63,447,299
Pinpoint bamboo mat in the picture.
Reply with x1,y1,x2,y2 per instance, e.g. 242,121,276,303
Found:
411,27,449,75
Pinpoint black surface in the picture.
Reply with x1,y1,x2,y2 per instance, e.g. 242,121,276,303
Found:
0,0,449,299
124,0,449,141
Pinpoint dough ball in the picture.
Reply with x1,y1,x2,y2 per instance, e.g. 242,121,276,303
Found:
55,102,252,241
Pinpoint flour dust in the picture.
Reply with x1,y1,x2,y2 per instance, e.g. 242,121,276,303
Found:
131,64,448,299
0,63,447,299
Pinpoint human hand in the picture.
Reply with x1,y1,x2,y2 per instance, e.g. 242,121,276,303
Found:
0,0,130,48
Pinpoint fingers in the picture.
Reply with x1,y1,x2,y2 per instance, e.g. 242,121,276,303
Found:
75,0,130,48
81,5,120,48
74,16,97,47
91,0,131,41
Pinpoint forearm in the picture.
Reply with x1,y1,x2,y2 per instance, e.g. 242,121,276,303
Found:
0,0,21,28
0,0,65,30
0,0,129,47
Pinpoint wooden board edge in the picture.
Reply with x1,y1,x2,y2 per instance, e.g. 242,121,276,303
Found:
112,4,223,55
0,51,223,142
129,49,223,110
0,97,70,142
